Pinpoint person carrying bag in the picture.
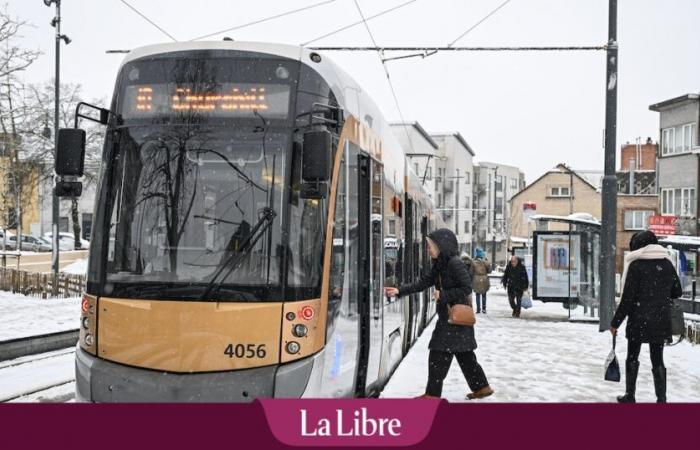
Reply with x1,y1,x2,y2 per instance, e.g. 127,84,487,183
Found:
385,228,493,400
610,230,683,403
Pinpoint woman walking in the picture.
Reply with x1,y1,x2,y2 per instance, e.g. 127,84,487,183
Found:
471,248,491,314
502,255,529,318
610,230,682,403
385,228,493,400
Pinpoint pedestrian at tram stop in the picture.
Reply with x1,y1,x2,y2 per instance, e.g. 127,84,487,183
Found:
502,255,529,318
385,228,494,400
471,248,492,314
610,230,682,403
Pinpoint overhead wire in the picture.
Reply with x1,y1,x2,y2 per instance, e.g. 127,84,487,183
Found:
119,0,178,42
301,0,417,46
351,0,419,169
190,0,337,41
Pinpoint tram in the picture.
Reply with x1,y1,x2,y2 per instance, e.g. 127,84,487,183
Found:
61,42,444,401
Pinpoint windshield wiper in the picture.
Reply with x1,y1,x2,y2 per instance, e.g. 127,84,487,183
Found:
200,206,277,300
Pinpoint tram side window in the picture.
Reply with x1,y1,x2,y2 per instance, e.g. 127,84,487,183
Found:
328,156,346,335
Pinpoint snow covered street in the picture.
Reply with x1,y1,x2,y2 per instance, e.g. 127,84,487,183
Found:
381,287,700,402
0,291,80,340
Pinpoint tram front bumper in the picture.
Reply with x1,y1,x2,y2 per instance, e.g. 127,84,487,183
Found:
75,345,316,402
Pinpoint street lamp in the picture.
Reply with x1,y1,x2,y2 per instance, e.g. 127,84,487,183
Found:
44,0,71,283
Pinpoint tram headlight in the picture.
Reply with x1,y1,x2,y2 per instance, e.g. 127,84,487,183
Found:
81,316,90,329
84,333,94,346
285,341,301,354
292,324,308,337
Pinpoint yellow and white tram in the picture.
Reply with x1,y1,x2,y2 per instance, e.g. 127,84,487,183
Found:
71,41,443,401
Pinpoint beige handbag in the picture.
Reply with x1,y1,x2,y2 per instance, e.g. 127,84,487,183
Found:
439,274,476,326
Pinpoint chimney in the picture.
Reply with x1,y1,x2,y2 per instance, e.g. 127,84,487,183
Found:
646,137,652,145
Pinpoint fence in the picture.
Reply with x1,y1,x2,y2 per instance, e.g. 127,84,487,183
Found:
0,267,85,298
687,321,700,346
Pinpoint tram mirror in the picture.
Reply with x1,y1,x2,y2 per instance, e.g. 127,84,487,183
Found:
56,128,86,176
302,130,331,182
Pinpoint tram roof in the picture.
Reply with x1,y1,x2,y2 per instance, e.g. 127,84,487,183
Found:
121,41,307,66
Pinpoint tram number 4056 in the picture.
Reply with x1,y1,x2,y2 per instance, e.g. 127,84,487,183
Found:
224,343,267,359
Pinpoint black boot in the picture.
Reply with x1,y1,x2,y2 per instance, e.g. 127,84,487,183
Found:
617,360,639,403
652,366,667,403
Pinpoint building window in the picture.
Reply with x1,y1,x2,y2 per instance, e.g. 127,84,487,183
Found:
464,196,470,208
624,210,652,230
495,197,503,215
437,193,443,208
388,220,396,236
495,175,503,192
464,221,470,234
662,128,676,155
414,162,419,174
510,178,518,190
682,123,696,152
464,172,470,184
661,188,696,216
426,166,432,180
82,213,93,240
548,186,571,197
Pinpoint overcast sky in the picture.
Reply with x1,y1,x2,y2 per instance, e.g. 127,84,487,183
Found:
8,0,700,182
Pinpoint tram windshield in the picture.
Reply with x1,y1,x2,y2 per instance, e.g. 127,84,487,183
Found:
104,126,288,289
89,54,328,300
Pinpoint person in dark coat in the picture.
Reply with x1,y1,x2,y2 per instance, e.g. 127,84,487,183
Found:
501,255,529,317
385,228,493,400
610,230,682,403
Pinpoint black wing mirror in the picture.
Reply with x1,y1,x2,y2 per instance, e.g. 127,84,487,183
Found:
300,130,332,199
56,128,86,176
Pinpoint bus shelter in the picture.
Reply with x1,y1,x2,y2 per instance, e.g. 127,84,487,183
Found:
530,214,601,318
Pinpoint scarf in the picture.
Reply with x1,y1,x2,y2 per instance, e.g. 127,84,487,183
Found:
619,244,672,299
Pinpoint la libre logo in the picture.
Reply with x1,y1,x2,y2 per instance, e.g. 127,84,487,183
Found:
300,407,402,437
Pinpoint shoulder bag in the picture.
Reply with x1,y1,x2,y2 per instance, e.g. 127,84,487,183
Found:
439,273,476,327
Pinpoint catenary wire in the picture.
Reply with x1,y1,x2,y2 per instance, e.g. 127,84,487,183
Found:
301,0,417,46
119,0,178,42
190,0,337,41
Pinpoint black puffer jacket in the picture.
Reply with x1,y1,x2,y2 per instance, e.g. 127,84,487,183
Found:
502,259,529,294
611,231,683,343
398,228,475,352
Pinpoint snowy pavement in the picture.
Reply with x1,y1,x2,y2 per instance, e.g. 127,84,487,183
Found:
381,287,700,402
0,349,75,402
0,291,80,340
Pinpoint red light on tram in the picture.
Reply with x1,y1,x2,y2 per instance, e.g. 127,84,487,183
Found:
81,297,90,313
300,306,315,320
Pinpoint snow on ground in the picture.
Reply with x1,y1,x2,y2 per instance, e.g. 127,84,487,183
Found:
0,350,75,402
382,287,700,402
0,291,80,340
61,258,88,275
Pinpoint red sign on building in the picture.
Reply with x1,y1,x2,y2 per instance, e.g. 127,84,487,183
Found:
648,215,676,236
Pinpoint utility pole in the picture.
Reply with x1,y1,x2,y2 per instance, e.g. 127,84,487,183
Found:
491,166,498,270
599,0,618,332
46,0,70,282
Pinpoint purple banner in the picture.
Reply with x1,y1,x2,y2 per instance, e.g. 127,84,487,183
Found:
1,403,699,449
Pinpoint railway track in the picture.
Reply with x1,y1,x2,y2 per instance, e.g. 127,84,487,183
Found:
0,329,79,362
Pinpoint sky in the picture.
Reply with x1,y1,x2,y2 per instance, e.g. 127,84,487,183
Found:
7,0,700,182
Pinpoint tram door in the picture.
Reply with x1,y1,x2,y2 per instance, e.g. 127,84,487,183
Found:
353,152,384,395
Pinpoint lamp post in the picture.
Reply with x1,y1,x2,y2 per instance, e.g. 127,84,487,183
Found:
491,166,498,270
44,0,71,281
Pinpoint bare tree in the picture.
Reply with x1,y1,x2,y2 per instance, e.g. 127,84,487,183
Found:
0,5,41,249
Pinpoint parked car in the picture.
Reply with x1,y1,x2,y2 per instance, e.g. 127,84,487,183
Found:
3,234,52,252
43,232,90,250
38,236,72,251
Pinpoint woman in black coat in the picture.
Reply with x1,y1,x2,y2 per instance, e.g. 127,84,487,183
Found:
385,228,493,400
610,230,682,403
501,256,529,318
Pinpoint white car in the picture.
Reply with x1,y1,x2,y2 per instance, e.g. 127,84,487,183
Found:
43,232,90,250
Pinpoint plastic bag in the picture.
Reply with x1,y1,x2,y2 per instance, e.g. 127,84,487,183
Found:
521,292,532,309
604,335,621,382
